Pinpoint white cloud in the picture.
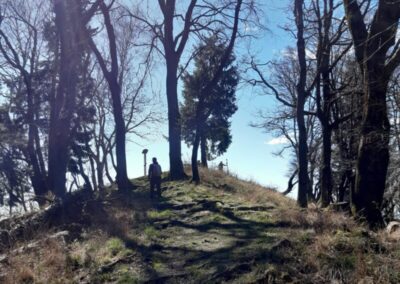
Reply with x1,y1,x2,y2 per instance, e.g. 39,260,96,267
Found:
243,24,259,33
280,47,297,60
265,136,290,145
279,47,316,60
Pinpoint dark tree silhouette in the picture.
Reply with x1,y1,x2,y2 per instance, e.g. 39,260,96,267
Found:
294,0,309,208
181,36,239,182
48,0,86,198
85,0,133,191
344,0,400,227
0,0,48,205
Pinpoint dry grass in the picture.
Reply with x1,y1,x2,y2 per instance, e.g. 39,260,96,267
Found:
4,238,69,284
299,228,400,283
198,167,294,208
69,230,109,264
196,168,400,282
276,206,358,233
1,168,400,283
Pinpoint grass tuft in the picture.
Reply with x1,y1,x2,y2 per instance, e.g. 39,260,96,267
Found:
107,237,125,256
147,209,175,219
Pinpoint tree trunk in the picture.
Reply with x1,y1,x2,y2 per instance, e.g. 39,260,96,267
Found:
33,127,46,175
319,63,333,207
86,1,133,191
108,78,132,190
97,161,105,189
48,128,70,198
86,140,98,191
159,0,197,180
89,155,98,191
320,121,333,207
104,157,114,185
343,0,400,228
26,117,47,205
21,79,48,204
337,169,352,202
353,78,389,227
48,0,80,199
166,59,185,180
78,155,93,192
191,130,201,183
316,0,334,207
200,133,208,167
295,0,308,208
9,50,47,204
28,90,47,205
297,106,308,207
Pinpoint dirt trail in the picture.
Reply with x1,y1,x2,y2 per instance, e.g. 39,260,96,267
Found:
3,173,392,283
86,180,294,283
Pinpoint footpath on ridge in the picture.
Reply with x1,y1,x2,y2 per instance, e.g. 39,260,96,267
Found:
0,169,399,283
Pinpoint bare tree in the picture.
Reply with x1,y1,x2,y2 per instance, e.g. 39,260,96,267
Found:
128,0,259,180
309,0,353,207
82,5,160,190
250,49,320,201
293,0,309,207
343,0,400,227
84,0,133,190
0,0,49,205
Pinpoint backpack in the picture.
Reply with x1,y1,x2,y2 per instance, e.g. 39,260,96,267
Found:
152,164,162,177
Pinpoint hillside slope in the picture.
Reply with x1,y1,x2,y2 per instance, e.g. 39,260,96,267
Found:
0,169,399,283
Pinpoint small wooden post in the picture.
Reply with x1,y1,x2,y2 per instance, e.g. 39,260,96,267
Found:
142,149,148,176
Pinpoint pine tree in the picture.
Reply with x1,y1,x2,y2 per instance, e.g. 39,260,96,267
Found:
181,36,238,181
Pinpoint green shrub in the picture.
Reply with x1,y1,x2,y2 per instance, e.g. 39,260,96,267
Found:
106,238,125,256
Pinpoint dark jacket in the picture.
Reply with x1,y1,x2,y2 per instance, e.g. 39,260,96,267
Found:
148,163,162,179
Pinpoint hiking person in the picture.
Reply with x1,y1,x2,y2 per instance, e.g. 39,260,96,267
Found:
148,157,162,197
218,161,225,171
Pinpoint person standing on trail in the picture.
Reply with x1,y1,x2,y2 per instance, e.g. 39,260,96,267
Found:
218,161,225,171
148,157,162,197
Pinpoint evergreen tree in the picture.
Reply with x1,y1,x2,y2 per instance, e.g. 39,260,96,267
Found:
181,36,238,180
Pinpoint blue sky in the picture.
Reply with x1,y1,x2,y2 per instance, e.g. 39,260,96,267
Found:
125,0,294,194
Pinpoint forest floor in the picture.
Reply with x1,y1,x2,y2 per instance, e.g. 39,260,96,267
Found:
0,168,400,283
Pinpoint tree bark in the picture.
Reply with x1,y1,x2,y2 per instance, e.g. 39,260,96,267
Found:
97,161,105,189
354,79,390,226
314,0,334,207
77,155,93,192
160,0,195,180
191,130,201,183
26,79,47,205
319,44,333,207
109,78,131,190
165,57,186,180
295,0,309,208
320,121,333,206
200,133,208,167
48,0,80,199
344,0,400,227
